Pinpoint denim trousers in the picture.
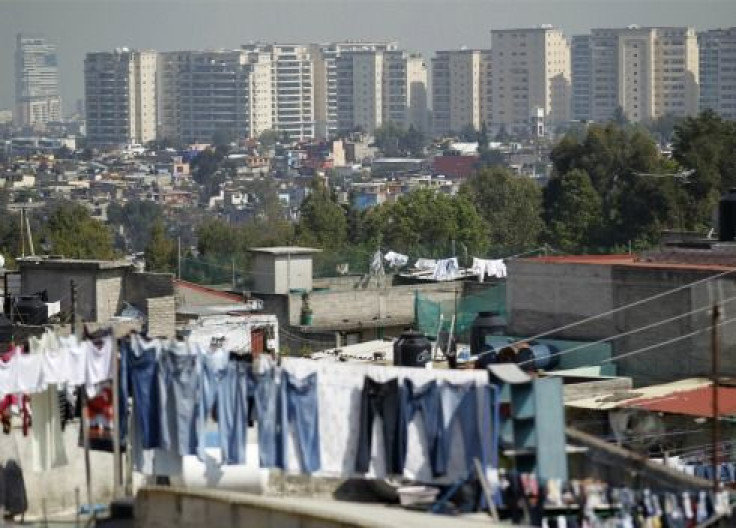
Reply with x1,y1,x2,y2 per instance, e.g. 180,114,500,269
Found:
254,369,281,468
355,377,403,474
121,336,161,450
400,379,442,476
282,371,321,473
195,348,229,461
158,346,200,456
217,360,250,465
436,382,481,476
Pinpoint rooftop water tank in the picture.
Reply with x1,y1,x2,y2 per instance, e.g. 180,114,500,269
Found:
393,329,432,368
719,188,736,242
470,311,507,356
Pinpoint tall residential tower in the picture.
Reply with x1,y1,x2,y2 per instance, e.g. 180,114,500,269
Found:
14,34,62,128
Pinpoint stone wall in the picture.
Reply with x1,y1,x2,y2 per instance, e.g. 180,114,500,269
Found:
146,296,176,339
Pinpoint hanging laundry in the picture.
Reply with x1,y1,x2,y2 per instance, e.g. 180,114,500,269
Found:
471,258,507,282
84,333,114,397
432,257,459,281
81,382,116,452
414,258,437,271
369,250,384,276
384,251,409,268
30,384,68,471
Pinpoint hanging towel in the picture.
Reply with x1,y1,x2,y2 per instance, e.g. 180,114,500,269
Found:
432,258,459,281
384,251,409,268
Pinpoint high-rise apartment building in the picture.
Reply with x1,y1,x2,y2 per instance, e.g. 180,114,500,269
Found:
431,49,492,136
158,50,273,144
335,48,428,134
698,28,736,120
14,34,62,128
490,26,571,132
84,49,157,146
241,44,316,141
571,35,593,121
314,41,398,138
589,26,699,122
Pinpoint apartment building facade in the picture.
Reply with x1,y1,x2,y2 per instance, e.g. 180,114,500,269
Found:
84,49,157,146
571,35,593,121
15,34,62,128
158,50,273,144
698,27,736,120
431,49,492,136
335,48,428,134
588,26,699,122
489,27,571,133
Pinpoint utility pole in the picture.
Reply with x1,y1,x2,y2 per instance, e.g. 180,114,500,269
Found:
177,236,181,280
72,280,94,514
25,208,34,256
711,303,721,493
20,208,25,258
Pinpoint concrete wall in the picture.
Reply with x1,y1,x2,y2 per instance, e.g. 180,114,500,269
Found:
252,254,314,294
125,272,175,309
135,486,489,528
96,271,124,322
21,267,99,322
146,296,176,338
507,260,736,385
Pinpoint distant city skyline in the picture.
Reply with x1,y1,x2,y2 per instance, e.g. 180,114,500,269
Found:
1,0,734,115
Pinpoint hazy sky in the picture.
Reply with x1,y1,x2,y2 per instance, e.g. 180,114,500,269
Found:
2,0,735,114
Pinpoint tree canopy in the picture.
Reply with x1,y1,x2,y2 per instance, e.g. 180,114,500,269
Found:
42,202,116,260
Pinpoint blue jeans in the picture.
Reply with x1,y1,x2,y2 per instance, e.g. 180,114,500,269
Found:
121,336,161,450
158,345,200,456
401,379,442,476
282,371,321,473
254,369,281,468
217,360,250,465
196,348,229,461
436,382,482,476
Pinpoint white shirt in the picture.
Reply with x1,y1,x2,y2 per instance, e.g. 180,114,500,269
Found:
0,350,20,395
41,334,77,387
65,336,87,386
84,335,113,396
16,354,43,393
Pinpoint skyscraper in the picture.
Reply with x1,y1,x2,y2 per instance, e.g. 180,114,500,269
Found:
335,48,428,134
84,49,157,146
571,35,593,122
159,50,273,144
589,26,699,122
14,33,62,128
698,27,736,120
490,26,572,133
431,49,492,136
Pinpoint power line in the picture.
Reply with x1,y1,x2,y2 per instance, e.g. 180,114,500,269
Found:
517,294,736,367
599,314,736,365
507,266,736,349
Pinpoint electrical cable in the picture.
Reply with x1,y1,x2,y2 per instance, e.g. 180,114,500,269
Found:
517,293,736,367
506,266,736,350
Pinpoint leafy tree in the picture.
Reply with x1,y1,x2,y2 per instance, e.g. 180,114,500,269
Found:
460,167,543,252
672,110,736,228
458,124,478,142
107,200,165,252
296,179,348,249
374,122,428,157
612,106,629,127
42,202,116,259
0,210,20,269
144,220,177,273
212,128,236,148
645,114,684,145
543,169,603,252
363,188,489,257
258,129,281,149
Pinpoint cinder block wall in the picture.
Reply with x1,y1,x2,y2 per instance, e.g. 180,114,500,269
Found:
146,296,176,339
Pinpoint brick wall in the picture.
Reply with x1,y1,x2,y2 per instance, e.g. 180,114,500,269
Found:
146,296,176,338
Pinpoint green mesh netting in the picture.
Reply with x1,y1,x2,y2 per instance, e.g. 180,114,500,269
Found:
415,283,507,339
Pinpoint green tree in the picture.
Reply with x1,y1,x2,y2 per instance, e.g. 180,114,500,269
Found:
42,202,116,259
258,129,281,149
543,169,603,252
296,179,348,249
107,200,165,252
460,167,543,252
672,110,736,227
362,188,489,257
458,124,478,142
144,220,177,273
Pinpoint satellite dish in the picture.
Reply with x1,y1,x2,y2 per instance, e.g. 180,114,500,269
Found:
0,254,5,269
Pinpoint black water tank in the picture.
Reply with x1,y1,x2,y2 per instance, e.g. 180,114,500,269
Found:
12,295,48,325
470,311,507,355
394,329,432,367
719,188,736,242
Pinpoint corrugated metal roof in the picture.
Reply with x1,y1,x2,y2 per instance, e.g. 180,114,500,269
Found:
565,378,712,411
623,385,736,418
